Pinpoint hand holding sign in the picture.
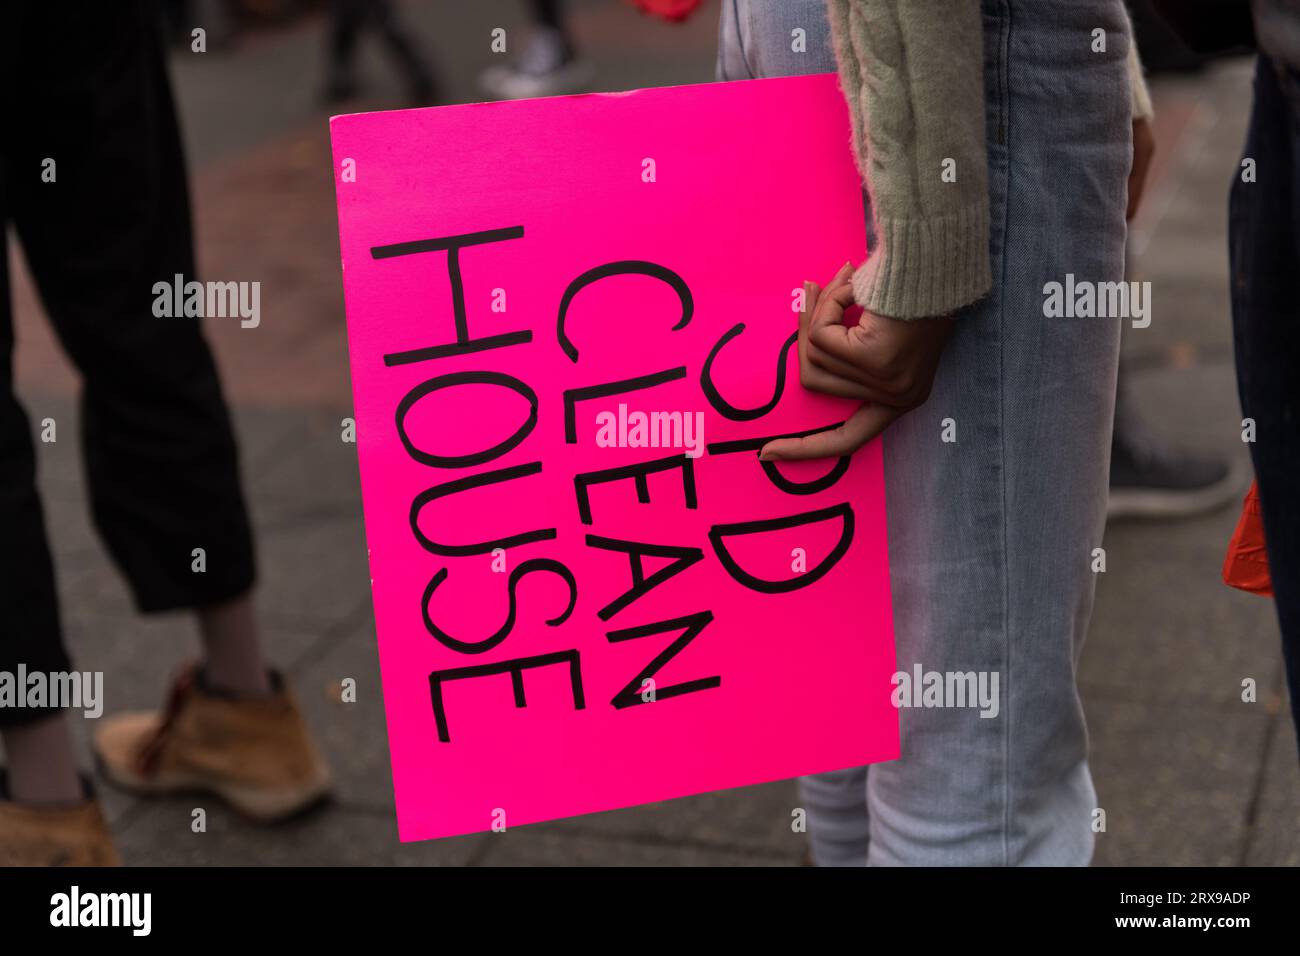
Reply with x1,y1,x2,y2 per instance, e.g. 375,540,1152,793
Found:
761,264,954,461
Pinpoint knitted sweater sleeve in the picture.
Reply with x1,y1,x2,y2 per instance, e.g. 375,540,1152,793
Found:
827,0,990,318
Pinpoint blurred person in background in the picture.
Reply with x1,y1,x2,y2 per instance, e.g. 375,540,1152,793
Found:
1152,0,1300,757
0,0,329,867
480,0,592,99
324,0,436,104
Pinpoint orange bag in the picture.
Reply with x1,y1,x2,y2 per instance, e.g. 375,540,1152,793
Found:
1223,480,1273,596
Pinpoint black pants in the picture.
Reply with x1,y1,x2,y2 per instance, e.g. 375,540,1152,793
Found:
0,1,256,725
327,0,431,88
1231,56,1300,757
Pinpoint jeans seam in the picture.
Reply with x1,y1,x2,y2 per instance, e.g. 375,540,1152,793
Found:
995,0,1010,144
995,0,1013,869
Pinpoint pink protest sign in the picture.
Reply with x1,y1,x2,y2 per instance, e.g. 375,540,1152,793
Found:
330,73,898,842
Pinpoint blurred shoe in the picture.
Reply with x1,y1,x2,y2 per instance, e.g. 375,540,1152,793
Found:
480,27,593,99
94,665,331,823
1108,416,1243,519
0,773,119,866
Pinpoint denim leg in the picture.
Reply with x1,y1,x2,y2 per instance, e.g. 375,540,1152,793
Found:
866,0,1128,867
718,0,1129,864
796,768,869,866
715,0,833,83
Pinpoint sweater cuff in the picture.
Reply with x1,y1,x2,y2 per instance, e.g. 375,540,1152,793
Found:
1128,35,1155,121
851,202,992,319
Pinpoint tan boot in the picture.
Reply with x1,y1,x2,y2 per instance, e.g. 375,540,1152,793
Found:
0,782,120,866
94,665,331,823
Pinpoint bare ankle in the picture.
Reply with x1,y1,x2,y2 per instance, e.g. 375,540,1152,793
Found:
197,592,272,697
2,715,84,805
201,663,273,698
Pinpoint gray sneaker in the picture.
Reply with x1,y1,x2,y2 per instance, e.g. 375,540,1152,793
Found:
1107,414,1244,519
480,27,593,100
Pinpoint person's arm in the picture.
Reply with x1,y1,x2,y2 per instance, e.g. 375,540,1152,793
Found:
760,1,981,460
827,0,989,319
763,2,1150,463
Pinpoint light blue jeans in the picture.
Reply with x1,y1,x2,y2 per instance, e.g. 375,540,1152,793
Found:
719,0,1131,865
